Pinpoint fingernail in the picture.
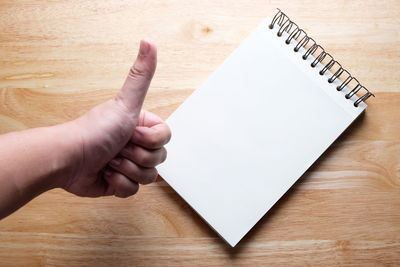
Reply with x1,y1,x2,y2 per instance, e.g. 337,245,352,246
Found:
110,158,122,166
139,40,150,57
133,127,144,141
121,146,133,156
104,169,113,177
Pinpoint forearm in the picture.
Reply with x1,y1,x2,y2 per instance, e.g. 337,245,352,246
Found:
0,122,80,219
0,40,163,215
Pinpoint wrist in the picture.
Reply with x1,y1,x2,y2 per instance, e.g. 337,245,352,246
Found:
46,121,84,190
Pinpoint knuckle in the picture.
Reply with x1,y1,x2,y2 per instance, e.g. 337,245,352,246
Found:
130,183,140,195
159,147,167,163
142,168,158,184
146,132,162,148
128,64,151,81
106,173,120,187
150,168,159,181
113,175,125,188
116,190,133,198
115,182,139,198
115,191,130,198
165,125,172,143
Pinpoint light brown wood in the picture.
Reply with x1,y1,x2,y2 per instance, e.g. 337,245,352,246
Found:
0,0,399,266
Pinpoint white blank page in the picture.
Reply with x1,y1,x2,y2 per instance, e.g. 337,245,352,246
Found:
157,18,366,247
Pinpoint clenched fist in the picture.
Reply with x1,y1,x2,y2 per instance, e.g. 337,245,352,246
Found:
64,39,171,198
0,39,170,219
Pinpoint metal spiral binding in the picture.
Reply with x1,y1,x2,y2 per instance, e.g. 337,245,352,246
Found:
269,9,374,107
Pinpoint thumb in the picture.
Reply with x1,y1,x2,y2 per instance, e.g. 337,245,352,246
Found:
116,39,157,115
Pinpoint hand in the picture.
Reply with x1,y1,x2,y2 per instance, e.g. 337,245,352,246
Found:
62,39,171,198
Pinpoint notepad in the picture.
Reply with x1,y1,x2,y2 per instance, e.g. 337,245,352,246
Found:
157,11,373,247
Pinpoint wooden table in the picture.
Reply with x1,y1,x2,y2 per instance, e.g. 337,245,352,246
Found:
0,1,399,266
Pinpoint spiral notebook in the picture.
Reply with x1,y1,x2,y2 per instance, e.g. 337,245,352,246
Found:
157,10,374,247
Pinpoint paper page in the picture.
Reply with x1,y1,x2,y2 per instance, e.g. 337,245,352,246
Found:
157,18,365,247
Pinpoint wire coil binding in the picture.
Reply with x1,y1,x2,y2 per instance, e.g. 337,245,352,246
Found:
269,9,374,107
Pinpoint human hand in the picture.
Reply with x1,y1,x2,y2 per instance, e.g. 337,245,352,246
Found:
62,39,171,198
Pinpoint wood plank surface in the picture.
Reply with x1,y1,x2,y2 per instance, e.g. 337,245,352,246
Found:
0,0,399,266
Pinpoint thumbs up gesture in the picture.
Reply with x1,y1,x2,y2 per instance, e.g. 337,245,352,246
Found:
63,39,171,198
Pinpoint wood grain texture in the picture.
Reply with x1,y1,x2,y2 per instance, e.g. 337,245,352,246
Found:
0,0,399,266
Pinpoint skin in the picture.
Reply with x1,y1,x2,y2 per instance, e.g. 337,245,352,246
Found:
0,39,171,219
